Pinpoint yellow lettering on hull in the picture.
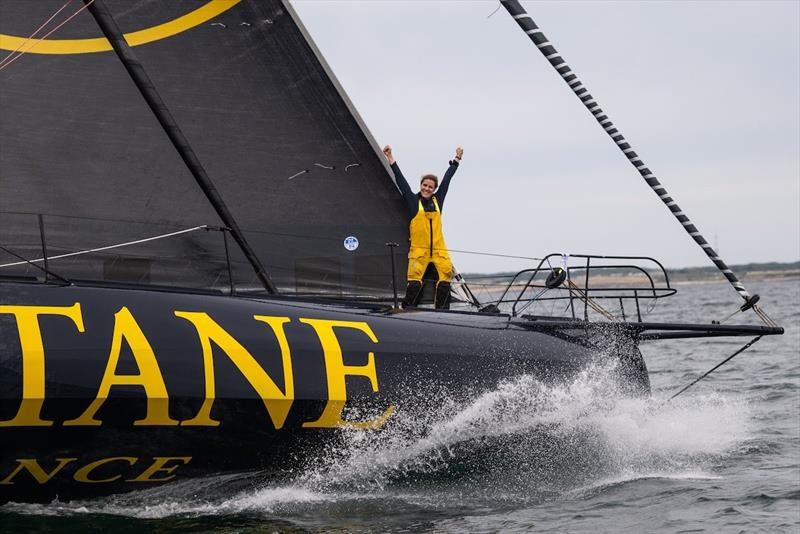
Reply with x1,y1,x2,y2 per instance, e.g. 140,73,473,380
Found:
127,457,192,482
0,458,77,485
175,312,294,429
73,457,138,483
64,307,178,426
0,304,84,427
300,319,395,429
0,304,394,429
0,456,192,485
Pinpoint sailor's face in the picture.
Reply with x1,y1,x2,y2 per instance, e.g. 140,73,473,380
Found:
420,179,436,199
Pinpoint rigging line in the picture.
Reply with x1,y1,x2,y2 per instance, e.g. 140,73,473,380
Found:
668,336,763,400
0,244,71,285
498,1,762,311
449,249,542,261
565,279,616,320
0,0,95,72
755,307,777,328
0,225,208,269
181,223,544,262
0,210,194,227
514,287,547,315
0,0,74,68
458,273,516,280
512,255,555,316
2,212,526,263
486,3,503,19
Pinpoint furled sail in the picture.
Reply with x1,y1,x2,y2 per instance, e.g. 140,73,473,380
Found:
0,0,408,297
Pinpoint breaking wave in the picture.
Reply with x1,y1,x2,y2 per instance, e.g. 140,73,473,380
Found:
298,360,751,497
4,360,752,518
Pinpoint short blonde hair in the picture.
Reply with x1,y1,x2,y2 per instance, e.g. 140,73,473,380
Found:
420,174,438,187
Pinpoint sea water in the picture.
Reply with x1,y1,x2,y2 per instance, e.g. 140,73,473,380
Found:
2,279,798,533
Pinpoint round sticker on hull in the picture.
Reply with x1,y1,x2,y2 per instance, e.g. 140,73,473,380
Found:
343,236,359,251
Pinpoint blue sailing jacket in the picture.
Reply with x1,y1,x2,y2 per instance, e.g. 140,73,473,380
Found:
390,160,459,217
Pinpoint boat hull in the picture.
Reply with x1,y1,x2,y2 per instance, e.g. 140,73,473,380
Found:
0,282,649,502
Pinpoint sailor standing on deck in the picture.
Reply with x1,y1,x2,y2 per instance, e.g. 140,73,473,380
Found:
383,145,463,309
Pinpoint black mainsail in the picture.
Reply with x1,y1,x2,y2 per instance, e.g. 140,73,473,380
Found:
1,0,408,297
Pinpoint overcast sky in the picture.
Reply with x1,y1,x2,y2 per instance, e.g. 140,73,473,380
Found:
292,0,800,273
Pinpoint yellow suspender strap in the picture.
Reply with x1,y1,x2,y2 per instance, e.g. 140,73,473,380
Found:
417,198,440,213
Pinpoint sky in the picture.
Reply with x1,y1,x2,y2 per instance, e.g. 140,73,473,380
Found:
291,0,800,274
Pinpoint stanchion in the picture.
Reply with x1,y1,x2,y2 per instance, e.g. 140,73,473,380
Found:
386,242,399,308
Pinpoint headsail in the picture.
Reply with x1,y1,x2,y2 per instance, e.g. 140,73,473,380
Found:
0,0,408,297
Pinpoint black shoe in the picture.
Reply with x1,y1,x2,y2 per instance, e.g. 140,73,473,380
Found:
402,281,423,308
434,282,451,310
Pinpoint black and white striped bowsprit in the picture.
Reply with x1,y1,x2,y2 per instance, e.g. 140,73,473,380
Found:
499,0,775,325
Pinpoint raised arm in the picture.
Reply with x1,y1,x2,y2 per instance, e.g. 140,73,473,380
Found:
435,146,463,209
383,145,417,215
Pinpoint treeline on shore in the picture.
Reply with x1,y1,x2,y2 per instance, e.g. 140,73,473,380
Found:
463,261,800,283
666,261,800,281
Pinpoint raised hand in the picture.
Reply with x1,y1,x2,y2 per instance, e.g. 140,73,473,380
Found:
383,145,395,164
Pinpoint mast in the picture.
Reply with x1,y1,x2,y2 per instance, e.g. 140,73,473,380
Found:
499,1,759,306
83,0,277,294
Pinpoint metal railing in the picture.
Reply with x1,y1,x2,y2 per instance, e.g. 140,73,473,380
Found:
496,253,676,321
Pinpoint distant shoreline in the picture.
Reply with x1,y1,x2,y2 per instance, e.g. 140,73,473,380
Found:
463,261,800,286
669,270,799,284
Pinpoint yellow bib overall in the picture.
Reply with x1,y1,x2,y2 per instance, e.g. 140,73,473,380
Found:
407,197,453,284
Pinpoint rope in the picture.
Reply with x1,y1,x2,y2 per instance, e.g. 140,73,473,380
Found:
498,1,755,305
669,336,763,400
0,212,544,264
449,249,541,261
0,244,71,285
0,225,208,269
0,0,95,72
565,279,616,321
486,3,503,18
0,0,74,68
754,307,778,328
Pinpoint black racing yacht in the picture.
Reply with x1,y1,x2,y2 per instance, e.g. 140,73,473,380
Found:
0,0,782,503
